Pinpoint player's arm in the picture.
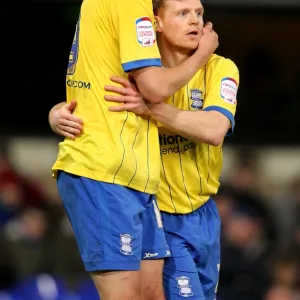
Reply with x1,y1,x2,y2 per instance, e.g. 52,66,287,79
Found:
105,59,239,146
106,92,229,146
147,104,229,146
104,79,229,146
131,23,218,103
147,59,239,145
48,100,83,139
114,0,218,103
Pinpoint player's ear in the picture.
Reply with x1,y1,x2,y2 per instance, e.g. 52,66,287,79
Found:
154,16,163,32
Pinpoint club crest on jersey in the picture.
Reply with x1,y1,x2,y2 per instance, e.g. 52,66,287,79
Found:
136,17,156,47
190,89,203,110
67,19,80,75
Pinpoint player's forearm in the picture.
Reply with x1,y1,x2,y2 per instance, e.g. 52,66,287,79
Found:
148,102,228,146
133,54,208,103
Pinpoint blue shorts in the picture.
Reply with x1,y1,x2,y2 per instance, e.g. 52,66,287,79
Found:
57,171,170,272
161,198,221,300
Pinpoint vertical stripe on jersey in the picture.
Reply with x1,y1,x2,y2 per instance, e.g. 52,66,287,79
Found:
204,66,207,94
196,67,207,198
162,93,177,212
194,147,203,195
113,112,129,182
186,83,191,110
209,147,222,184
174,86,193,211
178,149,194,211
207,144,211,182
187,82,203,208
144,117,150,192
127,116,141,187
160,153,177,212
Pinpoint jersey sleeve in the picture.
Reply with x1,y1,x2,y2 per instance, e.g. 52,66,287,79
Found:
112,0,162,72
203,57,239,134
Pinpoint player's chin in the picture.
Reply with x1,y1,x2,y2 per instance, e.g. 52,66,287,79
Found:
175,40,198,52
184,42,199,51
185,37,200,47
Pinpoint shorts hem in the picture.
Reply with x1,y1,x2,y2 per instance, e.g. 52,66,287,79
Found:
142,248,171,260
84,260,140,272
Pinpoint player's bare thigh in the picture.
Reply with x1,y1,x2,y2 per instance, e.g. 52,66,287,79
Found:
91,270,141,300
140,259,165,300
90,260,165,300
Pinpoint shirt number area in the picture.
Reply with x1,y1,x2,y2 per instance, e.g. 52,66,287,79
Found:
67,18,80,75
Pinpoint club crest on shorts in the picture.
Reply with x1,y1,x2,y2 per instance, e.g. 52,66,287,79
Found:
120,234,133,255
189,89,203,110
176,276,193,297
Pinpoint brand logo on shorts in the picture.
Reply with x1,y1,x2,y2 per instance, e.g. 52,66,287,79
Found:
176,276,193,297
144,252,158,259
120,234,133,255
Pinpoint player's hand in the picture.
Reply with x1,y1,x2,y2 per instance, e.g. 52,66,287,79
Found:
104,76,151,116
196,22,219,59
49,100,83,140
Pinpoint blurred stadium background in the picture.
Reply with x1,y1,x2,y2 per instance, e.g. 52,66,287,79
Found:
1,0,300,299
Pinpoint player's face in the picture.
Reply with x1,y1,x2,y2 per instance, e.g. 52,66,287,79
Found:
156,0,204,51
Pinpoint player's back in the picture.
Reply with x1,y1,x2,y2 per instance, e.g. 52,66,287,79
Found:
52,0,161,194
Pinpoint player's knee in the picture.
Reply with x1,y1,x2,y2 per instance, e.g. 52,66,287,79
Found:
140,259,165,300
142,281,165,300
92,270,141,300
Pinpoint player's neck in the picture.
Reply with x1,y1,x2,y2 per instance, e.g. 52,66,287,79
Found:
158,37,193,68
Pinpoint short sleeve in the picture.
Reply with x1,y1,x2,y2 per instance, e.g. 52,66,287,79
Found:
203,57,239,134
112,0,162,72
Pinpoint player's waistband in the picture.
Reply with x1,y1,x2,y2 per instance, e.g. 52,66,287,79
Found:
161,197,215,217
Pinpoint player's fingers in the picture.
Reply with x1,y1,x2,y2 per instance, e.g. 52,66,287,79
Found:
59,118,83,130
104,95,139,103
104,85,138,97
66,100,77,111
65,114,84,125
104,85,128,96
105,95,140,103
110,76,131,89
59,125,82,136
59,130,77,140
59,114,83,126
204,22,213,31
108,105,127,112
108,104,136,112
104,95,126,102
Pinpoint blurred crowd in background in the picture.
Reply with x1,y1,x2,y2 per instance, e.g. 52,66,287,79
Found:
0,143,299,300
1,0,300,299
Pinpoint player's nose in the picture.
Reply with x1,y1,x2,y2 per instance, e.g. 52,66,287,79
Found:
189,12,200,25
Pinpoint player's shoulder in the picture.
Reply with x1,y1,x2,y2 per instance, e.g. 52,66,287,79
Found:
206,54,239,74
113,0,149,8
